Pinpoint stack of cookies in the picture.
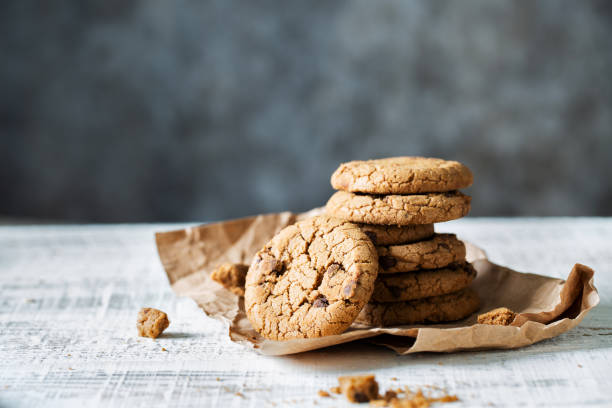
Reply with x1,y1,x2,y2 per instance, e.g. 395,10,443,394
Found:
325,157,480,327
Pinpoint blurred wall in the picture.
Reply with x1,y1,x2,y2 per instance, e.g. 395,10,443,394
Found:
1,0,611,222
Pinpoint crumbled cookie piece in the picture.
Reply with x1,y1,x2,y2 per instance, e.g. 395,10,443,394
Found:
211,263,249,296
338,374,380,403
370,388,459,407
137,308,170,338
318,390,331,397
478,307,516,326
330,386,342,394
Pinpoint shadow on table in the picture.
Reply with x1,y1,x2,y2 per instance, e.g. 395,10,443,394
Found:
282,307,610,371
158,331,195,339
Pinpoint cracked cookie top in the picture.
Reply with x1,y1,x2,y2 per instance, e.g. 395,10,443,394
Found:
331,157,473,194
325,191,471,225
244,215,378,340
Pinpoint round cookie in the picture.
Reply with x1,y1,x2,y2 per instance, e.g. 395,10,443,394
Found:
331,157,473,194
372,262,476,302
355,287,480,326
358,223,434,246
244,215,378,340
325,191,471,225
377,234,466,273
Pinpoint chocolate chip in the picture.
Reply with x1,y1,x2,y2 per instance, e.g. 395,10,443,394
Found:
326,263,341,276
313,296,329,308
261,258,285,276
364,231,377,245
353,392,368,403
379,256,397,269
389,285,402,298
343,280,358,297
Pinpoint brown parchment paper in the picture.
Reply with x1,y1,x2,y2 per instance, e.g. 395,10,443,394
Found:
155,211,599,356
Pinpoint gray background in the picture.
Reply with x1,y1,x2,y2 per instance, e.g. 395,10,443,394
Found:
1,0,611,222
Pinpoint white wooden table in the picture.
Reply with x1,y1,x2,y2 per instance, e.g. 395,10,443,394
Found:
1,218,611,408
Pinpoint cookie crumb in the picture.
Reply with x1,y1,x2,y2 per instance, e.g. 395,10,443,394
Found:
577,364,583,368
216,377,221,381
161,347,167,352
137,308,170,338
211,263,249,296
371,388,459,407
330,386,341,394
235,392,244,398
390,377,398,381
338,374,379,403
318,390,330,397
478,307,516,326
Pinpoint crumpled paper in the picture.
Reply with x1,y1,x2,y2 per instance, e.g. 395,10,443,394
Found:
155,211,599,355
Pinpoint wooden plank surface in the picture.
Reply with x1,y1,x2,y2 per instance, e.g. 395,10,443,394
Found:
0,218,611,407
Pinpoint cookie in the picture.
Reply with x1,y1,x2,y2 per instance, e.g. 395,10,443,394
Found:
325,191,471,225
377,234,466,273
211,263,248,296
371,262,476,302
331,157,473,194
478,307,516,326
337,375,380,403
137,308,170,338
355,287,480,326
357,223,434,246
244,215,378,340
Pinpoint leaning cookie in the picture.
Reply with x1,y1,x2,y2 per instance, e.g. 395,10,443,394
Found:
331,157,473,195
357,223,434,246
355,287,480,326
325,191,471,225
377,234,466,273
372,262,476,302
244,215,378,340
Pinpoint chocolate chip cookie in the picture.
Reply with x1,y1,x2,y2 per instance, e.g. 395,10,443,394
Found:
371,262,476,302
356,287,480,326
331,157,473,194
377,234,466,273
244,215,378,340
325,191,471,225
357,223,434,246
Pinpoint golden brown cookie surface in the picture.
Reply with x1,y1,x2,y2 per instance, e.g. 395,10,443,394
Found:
356,287,480,326
137,308,170,338
357,223,434,246
372,262,476,302
331,157,473,194
325,191,471,225
244,215,378,340
377,233,466,273
211,263,248,296
478,307,517,326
